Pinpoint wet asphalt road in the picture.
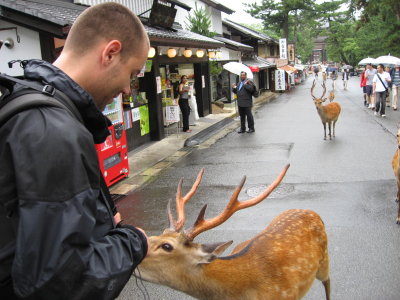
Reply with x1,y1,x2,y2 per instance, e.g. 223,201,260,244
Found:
117,75,400,300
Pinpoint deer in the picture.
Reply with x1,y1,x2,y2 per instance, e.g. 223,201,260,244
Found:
135,165,331,300
311,79,341,140
391,127,400,224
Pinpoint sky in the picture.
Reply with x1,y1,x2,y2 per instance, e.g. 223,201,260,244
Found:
220,0,263,25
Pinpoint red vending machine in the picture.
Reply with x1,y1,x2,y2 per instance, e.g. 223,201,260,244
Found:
96,95,129,187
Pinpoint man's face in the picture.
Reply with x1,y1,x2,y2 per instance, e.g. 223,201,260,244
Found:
240,72,247,81
367,65,372,70
94,43,149,111
377,65,383,72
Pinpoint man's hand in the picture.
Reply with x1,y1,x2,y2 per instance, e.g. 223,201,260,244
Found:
114,212,122,225
231,83,236,88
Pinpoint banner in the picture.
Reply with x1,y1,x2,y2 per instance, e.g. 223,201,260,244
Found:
275,70,286,91
279,38,287,60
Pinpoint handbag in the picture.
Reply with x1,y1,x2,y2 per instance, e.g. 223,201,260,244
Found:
376,73,388,92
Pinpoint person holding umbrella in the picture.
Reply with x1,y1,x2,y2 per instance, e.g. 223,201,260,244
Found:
232,71,256,133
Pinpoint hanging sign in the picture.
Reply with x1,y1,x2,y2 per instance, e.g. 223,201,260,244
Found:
156,76,162,94
165,105,180,123
275,69,286,91
279,38,287,60
131,107,140,122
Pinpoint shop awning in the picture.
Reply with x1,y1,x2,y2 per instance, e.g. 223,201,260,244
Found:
242,56,274,72
278,65,298,74
213,36,253,52
145,25,224,49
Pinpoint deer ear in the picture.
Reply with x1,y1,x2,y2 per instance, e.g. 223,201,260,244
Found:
198,241,234,264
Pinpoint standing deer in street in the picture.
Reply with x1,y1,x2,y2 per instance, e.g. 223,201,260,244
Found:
312,80,341,140
391,127,400,224
136,165,331,300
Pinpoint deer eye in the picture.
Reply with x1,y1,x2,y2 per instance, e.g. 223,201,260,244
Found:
161,243,173,252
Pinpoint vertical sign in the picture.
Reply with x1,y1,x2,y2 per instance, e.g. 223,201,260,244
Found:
156,76,162,94
275,70,286,91
165,105,180,123
279,38,287,60
288,43,295,62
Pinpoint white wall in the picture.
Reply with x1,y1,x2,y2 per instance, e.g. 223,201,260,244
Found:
0,20,42,76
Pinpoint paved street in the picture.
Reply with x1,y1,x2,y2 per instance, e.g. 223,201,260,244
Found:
117,75,400,300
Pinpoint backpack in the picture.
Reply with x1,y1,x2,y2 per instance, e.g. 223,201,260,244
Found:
251,81,259,97
0,72,117,216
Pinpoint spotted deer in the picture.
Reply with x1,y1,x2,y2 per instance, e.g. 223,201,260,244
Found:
391,127,400,224
136,165,330,300
311,80,341,140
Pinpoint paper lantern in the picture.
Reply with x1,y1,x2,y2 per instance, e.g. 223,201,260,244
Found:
196,49,205,58
167,48,177,58
148,47,156,58
183,49,192,58
208,51,216,59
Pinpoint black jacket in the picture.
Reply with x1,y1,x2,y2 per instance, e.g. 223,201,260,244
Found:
0,60,147,299
232,80,255,107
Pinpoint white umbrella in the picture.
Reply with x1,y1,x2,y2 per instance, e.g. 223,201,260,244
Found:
375,54,400,66
358,57,376,65
222,62,254,79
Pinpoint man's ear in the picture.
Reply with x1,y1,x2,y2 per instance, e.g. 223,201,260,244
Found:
101,40,122,65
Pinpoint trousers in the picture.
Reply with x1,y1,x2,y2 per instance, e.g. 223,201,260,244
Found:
375,91,387,115
179,98,190,131
239,106,254,130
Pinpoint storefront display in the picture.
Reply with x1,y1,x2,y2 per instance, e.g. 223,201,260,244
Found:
96,95,129,187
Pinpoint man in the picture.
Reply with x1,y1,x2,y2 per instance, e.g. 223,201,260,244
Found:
342,69,350,90
390,64,400,110
360,69,368,106
365,63,377,109
0,3,149,299
373,64,391,117
232,71,256,133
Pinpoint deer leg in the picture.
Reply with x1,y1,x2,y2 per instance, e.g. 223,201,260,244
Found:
396,181,400,203
333,120,337,137
328,121,332,140
323,122,327,140
322,278,331,300
397,200,400,224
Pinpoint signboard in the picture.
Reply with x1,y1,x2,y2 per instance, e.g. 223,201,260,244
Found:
139,105,150,136
131,107,140,122
288,43,295,62
279,38,287,59
275,70,286,91
156,76,161,94
165,105,180,123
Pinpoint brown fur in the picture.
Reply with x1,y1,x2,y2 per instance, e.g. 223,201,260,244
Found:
314,100,341,140
391,129,400,224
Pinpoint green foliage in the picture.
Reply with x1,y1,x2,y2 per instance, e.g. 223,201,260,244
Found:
185,3,216,38
209,61,222,75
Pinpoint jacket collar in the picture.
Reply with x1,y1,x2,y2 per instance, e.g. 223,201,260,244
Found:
23,59,110,144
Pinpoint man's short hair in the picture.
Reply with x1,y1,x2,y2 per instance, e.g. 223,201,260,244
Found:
64,3,148,60
240,71,247,76
366,63,372,66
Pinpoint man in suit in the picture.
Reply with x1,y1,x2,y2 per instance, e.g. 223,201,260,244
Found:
232,71,256,133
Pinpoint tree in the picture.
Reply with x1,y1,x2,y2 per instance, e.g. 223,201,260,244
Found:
185,3,216,38
245,0,316,40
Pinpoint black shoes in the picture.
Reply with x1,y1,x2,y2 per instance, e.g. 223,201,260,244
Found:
238,129,255,133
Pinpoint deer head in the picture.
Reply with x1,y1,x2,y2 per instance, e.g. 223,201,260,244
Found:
311,79,327,106
136,165,290,288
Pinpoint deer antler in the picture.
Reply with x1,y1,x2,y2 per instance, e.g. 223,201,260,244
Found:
167,168,205,232
311,80,316,99
321,81,327,100
185,164,290,241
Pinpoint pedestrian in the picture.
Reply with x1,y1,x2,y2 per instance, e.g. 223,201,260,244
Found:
0,3,149,299
360,68,368,106
232,71,256,133
314,65,319,78
365,63,377,109
342,69,350,90
385,66,392,107
390,64,400,110
178,75,192,133
331,70,337,90
373,63,391,117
